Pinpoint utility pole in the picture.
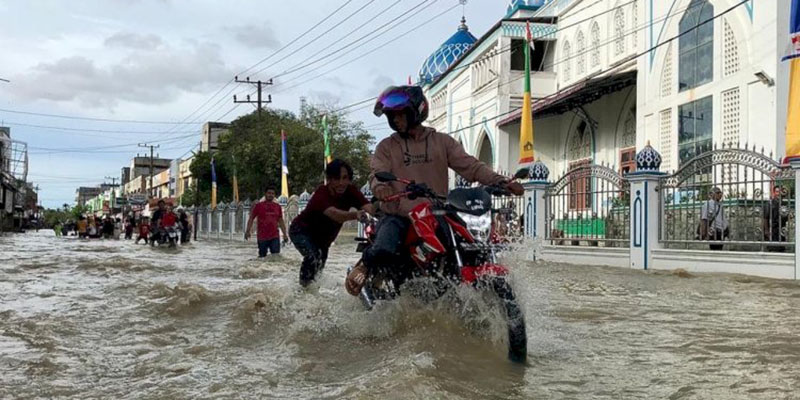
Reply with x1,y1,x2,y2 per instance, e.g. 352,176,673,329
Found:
233,76,273,116
192,142,200,241
138,143,159,199
104,176,119,211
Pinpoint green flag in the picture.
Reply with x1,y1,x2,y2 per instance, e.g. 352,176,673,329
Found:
323,114,332,164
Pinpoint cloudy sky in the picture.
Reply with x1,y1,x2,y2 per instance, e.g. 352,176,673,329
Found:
0,0,506,208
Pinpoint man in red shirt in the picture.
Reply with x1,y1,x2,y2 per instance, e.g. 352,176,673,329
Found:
290,159,375,287
245,187,288,257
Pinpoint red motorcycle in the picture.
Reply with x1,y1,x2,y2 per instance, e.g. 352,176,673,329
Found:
349,170,529,363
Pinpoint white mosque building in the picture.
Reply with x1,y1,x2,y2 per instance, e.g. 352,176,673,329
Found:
420,0,791,180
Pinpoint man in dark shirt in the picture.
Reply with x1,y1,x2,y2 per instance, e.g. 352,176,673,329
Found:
290,159,375,287
763,186,788,252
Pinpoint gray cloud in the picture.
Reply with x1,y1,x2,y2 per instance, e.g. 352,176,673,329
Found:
305,90,342,106
226,24,280,49
10,40,239,108
104,32,163,49
366,74,395,96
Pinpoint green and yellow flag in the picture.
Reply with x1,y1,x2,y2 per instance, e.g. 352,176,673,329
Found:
518,21,535,164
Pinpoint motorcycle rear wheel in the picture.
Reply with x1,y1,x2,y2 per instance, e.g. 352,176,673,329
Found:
490,277,527,363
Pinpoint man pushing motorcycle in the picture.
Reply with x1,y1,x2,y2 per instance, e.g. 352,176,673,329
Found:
345,85,524,295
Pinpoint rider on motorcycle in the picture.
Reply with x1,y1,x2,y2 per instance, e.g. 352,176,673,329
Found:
345,85,524,295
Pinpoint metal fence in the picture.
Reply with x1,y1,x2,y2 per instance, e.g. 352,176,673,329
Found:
189,196,312,240
659,145,795,251
454,174,525,241
492,194,525,241
545,163,630,247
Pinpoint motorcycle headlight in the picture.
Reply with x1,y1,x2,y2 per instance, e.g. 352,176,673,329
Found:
457,211,492,241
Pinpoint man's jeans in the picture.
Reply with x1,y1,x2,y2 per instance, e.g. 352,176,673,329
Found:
258,238,281,257
290,228,329,286
362,214,410,274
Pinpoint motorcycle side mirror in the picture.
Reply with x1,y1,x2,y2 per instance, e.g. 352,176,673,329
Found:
375,172,397,182
513,168,530,180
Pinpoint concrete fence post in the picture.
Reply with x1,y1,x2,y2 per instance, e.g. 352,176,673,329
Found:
522,160,550,261
791,159,800,280
628,144,665,270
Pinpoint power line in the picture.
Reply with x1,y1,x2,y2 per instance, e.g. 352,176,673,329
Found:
273,1,455,94
28,133,196,153
236,0,358,79
270,0,437,82
262,0,402,80
0,108,202,124
248,0,384,79
279,0,620,96
3,121,199,135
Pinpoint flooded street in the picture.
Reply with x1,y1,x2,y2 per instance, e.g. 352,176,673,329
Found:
2,231,800,399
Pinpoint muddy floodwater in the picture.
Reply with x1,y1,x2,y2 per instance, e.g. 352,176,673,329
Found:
2,231,800,399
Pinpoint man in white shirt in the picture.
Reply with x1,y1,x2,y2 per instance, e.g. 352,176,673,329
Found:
700,187,728,250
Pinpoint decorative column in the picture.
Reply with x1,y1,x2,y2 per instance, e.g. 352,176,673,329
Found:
229,202,236,240
298,191,310,213
206,205,214,239
791,159,800,280
242,199,251,240
523,160,549,261
628,143,665,270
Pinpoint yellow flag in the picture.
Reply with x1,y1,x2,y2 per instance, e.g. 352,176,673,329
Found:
787,59,800,157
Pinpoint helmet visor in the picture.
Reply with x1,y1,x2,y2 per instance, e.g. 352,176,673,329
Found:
374,91,411,116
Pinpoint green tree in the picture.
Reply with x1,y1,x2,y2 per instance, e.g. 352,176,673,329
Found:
189,104,374,206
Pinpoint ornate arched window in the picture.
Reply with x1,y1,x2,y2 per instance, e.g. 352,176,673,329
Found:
678,0,714,91
569,120,592,160
563,41,572,82
590,22,600,67
622,108,636,149
614,8,626,56
576,30,586,75
568,120,592,210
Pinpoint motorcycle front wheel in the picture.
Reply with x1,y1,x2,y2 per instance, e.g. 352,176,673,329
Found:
490,277,527,363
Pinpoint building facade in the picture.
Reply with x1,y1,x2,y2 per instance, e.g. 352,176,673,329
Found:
421,0,789,183
201,122,230,153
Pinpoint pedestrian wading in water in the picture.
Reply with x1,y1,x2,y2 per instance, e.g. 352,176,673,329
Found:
289,159,375,287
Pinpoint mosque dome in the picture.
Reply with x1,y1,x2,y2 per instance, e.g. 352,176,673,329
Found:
418,17,477,85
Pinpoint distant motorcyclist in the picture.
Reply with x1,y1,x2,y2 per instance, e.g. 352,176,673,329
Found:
149,199,167,243
345,85,523,295
159,205,178,231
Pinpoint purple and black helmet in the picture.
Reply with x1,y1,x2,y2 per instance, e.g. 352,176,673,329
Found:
373,85,429,133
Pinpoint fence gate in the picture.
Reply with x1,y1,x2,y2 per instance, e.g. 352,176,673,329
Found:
659,146,795,251
545,163,630,247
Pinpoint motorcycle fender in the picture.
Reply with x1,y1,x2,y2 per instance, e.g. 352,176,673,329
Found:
461,263,509,284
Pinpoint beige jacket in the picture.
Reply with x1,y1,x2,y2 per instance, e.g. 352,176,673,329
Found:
370,127,506,215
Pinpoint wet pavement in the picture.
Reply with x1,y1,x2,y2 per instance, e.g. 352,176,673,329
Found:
2,230,800,399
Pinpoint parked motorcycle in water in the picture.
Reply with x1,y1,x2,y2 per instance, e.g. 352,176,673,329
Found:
349,169,529,363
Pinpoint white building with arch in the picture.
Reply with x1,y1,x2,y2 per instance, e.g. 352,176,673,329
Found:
419,0,791,182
